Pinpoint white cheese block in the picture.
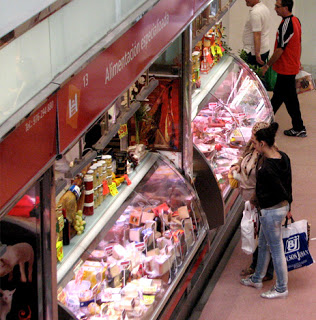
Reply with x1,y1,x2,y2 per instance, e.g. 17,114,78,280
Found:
112,244,126,260
178,206,190,219
129,227,144,242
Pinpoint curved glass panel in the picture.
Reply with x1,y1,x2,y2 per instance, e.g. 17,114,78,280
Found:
57,156,206,319
192,54,273,198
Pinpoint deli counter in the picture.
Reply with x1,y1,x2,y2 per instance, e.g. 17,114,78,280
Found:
57,152,208,319
191,53,274,218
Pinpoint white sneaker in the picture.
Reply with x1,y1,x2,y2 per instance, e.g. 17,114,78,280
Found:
261,287,288,299
240,277,263,289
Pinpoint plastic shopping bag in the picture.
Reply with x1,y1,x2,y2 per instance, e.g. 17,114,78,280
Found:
282,218,314,271
264,67,277,91
295,70,315,94
241,201,258,255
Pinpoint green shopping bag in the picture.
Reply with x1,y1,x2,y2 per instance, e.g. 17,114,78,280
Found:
264,67,277,91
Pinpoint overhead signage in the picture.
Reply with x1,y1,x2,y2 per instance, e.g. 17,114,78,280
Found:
0,95,57,211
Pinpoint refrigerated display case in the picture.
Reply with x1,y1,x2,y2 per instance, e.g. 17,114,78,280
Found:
192,53,273,207
56,152,208,319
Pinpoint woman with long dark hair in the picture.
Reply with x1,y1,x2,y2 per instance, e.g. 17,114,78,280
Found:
241,122,292,299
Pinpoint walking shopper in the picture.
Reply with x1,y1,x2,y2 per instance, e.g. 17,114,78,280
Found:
230,122,273,281
242,0,270,66
240,122,292,299
261,0,306,137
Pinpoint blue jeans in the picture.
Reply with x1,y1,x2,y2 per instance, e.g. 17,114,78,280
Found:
251,204,289,292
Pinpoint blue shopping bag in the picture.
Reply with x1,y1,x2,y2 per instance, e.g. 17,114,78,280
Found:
282,219,314,271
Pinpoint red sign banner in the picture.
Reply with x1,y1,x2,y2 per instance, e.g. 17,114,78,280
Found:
0,95,57,211
57,0,199,153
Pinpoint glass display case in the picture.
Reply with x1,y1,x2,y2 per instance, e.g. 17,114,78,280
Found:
57,152,208,320
192,53,273,200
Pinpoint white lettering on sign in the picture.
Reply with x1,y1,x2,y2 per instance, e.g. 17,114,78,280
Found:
83,73,89,87
25,100,54,132
69,93,78,118
104,12,169,85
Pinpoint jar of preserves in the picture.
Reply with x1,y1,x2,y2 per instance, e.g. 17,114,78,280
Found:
83,202,94,216
84,174,94,191
89,165,98,189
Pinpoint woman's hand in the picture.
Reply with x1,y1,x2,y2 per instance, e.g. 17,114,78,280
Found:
229,164,240,174
286,211,293,219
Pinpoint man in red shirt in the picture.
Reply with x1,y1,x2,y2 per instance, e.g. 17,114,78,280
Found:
262,0,306,137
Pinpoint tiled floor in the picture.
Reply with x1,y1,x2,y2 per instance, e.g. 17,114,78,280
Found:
195,90,316,320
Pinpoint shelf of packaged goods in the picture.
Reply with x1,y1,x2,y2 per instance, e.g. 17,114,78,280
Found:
57,152,159,284
191,54,233,120
93,78,159,152
192,0,238,48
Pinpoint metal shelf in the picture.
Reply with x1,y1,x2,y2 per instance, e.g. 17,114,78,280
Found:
55,178,68,196
64,150,98,179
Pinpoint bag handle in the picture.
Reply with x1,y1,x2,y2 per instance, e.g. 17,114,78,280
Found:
244,201,252,213
284,216,295,228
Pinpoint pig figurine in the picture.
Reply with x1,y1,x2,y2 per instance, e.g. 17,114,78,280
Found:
0,288,16,320
0,243,34,282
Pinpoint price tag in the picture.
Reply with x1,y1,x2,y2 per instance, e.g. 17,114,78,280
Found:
103,181,110,195
56,241,63,262
105,246,113,256
73,259,84,273
120,260,131,289
135,242,145,252
206,54,213,65
143,234,149,255
124,174,132,185
153,203,170,216
109,182,119,196
57,215,64,233
121,309,127,320
208,102,217,109
118,124,128,139
120,260,131,270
